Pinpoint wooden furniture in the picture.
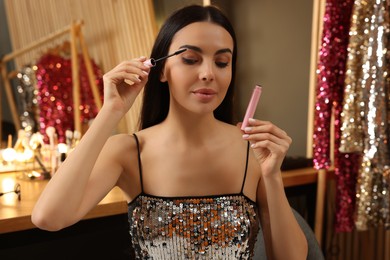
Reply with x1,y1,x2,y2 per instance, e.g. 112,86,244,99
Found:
0,167,322,234
0,171,127,234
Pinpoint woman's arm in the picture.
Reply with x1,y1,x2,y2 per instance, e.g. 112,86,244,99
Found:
31,58,151,231
243,118,308,260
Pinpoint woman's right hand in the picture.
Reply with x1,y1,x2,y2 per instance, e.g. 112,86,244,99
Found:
102,56,151,114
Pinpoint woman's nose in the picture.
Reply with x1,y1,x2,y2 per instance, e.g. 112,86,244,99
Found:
199,62,214,82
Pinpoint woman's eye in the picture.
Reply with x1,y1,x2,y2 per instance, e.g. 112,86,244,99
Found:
182,57,198,65
215,61,229,68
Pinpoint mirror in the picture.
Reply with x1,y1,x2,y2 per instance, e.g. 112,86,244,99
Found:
1,0,314,160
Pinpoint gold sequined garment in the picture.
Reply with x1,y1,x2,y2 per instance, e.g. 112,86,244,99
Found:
340,0,390,230
128,134,260,259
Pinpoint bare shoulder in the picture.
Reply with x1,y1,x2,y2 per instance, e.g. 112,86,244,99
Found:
217,121,246,143
225,122,244,136
130,125,162,143
100,133,139,165
106,133,136,151
105,133,142,200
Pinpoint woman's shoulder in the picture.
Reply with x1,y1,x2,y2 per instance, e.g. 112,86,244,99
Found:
105,133,138,154
107,132,134,144
131,126,157,142
224,121,243,132
217,121,245,139
103,133,141,171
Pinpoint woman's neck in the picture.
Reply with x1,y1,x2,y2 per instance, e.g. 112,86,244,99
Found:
160,108,225,146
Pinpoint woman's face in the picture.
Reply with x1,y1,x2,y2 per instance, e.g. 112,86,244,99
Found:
161,21,234,116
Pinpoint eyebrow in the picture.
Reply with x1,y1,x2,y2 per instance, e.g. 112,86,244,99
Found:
179,45,233,55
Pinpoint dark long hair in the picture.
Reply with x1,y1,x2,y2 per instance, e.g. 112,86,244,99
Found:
140,5,237,129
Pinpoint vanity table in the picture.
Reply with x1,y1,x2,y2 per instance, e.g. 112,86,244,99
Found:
0,172,127,234
0,171,131,259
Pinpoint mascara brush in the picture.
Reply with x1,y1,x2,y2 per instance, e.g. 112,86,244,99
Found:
144,48,187,67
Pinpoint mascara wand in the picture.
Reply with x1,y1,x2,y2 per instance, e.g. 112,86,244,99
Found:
144,48,187,67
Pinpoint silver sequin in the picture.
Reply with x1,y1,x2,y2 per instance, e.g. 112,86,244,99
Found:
128,194,259,259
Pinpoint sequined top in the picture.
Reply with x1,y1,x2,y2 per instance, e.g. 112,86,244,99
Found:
128,134,260,259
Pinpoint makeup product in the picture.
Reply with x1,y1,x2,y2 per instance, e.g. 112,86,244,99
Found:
143,48,187,67
45,126,57,176
73,130,81,148
241,85,263,130
46,127,55,150
65,130,73,150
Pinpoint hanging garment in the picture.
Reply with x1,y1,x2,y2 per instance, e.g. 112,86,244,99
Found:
35,52,104,144
313,0,360,232
340,0,390,230
15,65,39,134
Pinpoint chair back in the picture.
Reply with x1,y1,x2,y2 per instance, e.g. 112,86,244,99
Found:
253,208,325,259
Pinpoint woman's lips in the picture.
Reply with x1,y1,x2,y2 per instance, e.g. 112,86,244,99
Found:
192,89,217,101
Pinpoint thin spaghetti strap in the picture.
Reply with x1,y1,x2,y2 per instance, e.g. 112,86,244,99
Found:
240,141,250,194
133,133,144,193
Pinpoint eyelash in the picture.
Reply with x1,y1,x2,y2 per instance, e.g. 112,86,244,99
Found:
182,57,197,65
216,62,229,68
182,58,229,68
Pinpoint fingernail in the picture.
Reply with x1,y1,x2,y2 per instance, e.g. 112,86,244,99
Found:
249,118,255,123
242,134,249,139
244,127,252,132
142,71,149,75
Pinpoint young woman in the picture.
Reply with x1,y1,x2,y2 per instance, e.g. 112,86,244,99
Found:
32,5,308,259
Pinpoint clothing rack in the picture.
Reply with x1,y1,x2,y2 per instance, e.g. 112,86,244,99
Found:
0,20,102,142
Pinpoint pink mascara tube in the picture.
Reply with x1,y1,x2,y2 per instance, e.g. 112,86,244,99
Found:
241,85,262,130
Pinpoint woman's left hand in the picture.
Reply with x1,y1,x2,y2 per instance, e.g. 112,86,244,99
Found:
241,118,292,177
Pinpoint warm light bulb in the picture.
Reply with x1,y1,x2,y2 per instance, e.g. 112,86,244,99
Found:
57,143,68,154
2,148,17,162
23,148,34,160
